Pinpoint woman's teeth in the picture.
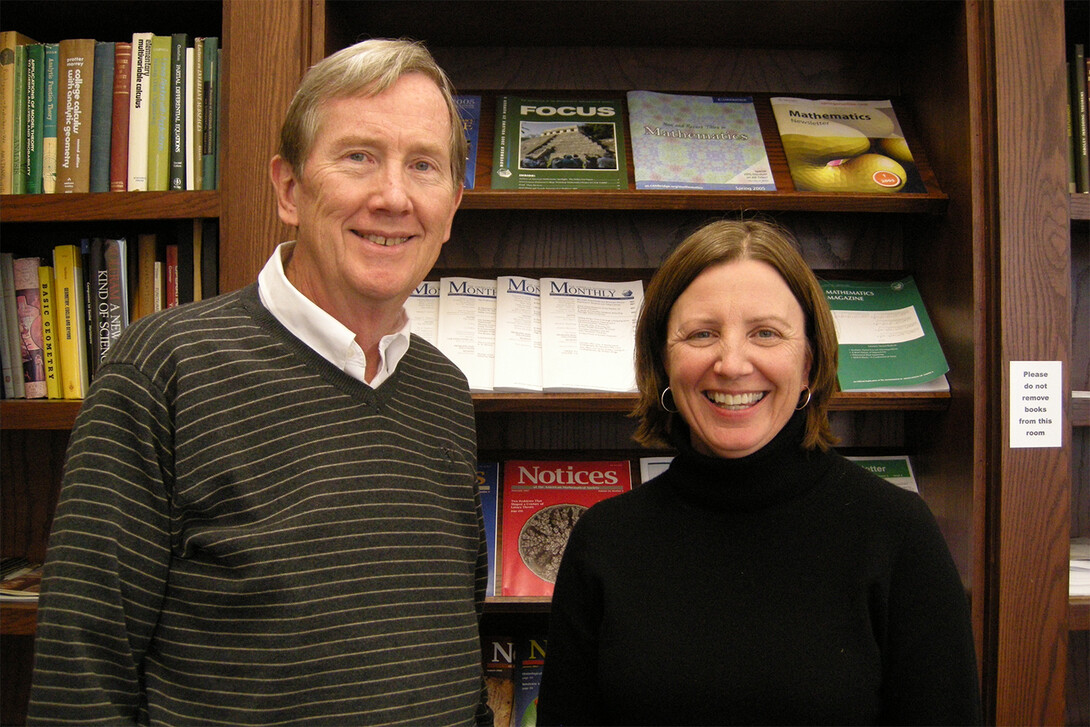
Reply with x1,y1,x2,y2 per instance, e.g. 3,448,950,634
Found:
707,391,764,409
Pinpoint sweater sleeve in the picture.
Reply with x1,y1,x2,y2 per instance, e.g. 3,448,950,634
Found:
28,363,175,725
879,497,983,726
537,515,606,726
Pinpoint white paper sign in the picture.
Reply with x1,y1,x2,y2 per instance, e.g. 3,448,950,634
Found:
1009,361,1063,448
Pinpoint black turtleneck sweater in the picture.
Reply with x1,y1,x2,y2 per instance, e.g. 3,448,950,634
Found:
537,412,981,726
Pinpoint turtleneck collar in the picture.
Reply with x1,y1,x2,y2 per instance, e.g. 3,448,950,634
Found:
661,409,829,513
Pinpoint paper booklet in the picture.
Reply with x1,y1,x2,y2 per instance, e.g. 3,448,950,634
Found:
494,275,543,392
626,90,775,191
436,276,496,392
404,280,440,347
821,276,949,392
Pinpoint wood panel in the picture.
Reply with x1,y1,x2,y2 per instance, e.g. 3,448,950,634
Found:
992,1,1072,724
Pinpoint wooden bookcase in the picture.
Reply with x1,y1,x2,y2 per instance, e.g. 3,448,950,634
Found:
0,0,1083,724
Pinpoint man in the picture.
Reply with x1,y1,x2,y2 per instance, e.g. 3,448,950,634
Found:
28,39,490,725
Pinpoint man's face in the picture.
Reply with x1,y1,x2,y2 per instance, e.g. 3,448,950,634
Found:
271,72,462,321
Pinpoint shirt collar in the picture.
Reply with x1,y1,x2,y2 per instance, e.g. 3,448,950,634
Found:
257,241,411,387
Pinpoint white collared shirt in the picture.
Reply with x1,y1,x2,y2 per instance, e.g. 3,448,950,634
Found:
257,241,411,388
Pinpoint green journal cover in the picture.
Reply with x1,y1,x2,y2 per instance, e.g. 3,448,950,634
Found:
492,96,627,190
821,276,948,391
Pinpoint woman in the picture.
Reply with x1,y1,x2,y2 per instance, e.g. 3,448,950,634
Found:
536,219,981,726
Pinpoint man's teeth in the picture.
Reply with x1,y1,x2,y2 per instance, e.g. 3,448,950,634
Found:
708,391,764,408
365,234,408,247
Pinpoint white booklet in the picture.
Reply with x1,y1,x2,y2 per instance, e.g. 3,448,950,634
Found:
493,275,543,392
539,277,643,392
404,280,440,347
436,277,496,392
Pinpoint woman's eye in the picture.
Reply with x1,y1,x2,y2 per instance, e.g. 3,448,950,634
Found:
686,330,716,345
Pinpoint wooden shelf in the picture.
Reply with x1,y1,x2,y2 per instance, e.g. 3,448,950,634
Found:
2,389,951,429
0,191,220,222
0,603,37,637
1071,193,1090,221
1073,393,1090,428
1071,597,1090,632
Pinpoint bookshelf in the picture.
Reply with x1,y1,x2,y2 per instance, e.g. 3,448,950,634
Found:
0,0,1083,725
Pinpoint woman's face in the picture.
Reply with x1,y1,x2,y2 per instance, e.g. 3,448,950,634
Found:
665,259,812,459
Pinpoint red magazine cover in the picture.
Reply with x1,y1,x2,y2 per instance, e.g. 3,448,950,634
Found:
501,459,632,597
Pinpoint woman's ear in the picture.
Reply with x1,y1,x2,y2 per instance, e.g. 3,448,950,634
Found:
269,155,300,228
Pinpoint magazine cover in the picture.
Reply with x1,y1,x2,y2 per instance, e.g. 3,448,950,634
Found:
501,459,632,597
627,91,775,190
455,94,481,190
477,461,500,597
770,97,925,193
514,636,546,727
492,96,628,190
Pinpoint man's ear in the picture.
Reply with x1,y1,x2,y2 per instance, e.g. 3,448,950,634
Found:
269,155,300,228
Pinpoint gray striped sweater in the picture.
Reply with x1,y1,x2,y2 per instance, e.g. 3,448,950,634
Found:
28,284,490,726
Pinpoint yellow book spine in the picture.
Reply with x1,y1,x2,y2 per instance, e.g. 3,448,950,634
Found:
52,245,89,399
37,265,63,399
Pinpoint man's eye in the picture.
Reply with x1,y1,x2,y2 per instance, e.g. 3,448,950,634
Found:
413,160,436,172
348,152,368,162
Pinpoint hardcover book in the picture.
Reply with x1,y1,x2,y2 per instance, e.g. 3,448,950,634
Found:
52,244,89,398
57,38,95,193
455,94,480,190
626,90,775,191
0,31,37,194
169,33,187,190
89,41,115,192
13,257,46,398
770,97,925,193
500,459,632,597
41,42,59,192
0,253,25,398
24,43,44,194
12,44,27,193
109,41,132,191
820,275,949,391
127,32,153,191
199,37,219,190
492,96,628,190
37,264,61,398
145,35,171,191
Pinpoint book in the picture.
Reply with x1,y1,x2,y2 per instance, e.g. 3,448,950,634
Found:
191,37,204,189
0,31,37,194
190,217,202,300
41,42,59,192
482,636,516,727
89,41,114,192
165,243,179,308
52,244,89,398
820,275,949,391
127,32,153,191
12,44,27,193
13,257,47,398
200,37,219,190
88,238,110,369
513,637,547,727
492,96,628,190
436,276,496,392
626,90,775,191
770,97,925,193
455,94,481,189
0,253,26,398
38,264,62,398
103,237,129,351
493,275,542,392
23,43,44,194
0,562,42,603
500,459,632,597
133,232,158,320
477,461,500,598
539,277,643,393
404,280,440,346
846,455,919,493
145,35,171,191
57,38,95,193
109,41,131,191
1072,44,1089,193
169,33,187,190
184,46,196,190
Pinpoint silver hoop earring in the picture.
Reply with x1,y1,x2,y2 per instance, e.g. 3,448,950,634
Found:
795,386,812,411
660,386,678,413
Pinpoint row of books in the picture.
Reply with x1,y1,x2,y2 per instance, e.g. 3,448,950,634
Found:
478,455,918,600
0,220,218,400
1070,43,1090,194
405,273,949,396
482,635,546,727
0,30,221,195
457,92,927,195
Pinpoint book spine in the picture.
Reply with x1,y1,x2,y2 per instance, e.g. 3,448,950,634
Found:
37,264,62,399
89,238,110,370
127,33,152,191
42,42,59,193
191,38,204,190
52,244,89,398
200,37,219,190
169,34,187,190
0,253,26,398
57,39,95,194
135,232,157,320
24,43,44,194
12,44,27,194
109,42,132,192
165,243,179,308
89,41,115,193
1073,44,1089,194
146,35,171,191
13,257,46,398
103,238,128,355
